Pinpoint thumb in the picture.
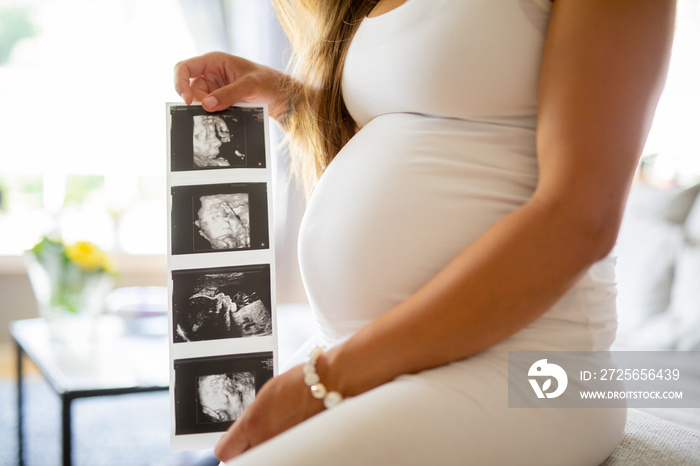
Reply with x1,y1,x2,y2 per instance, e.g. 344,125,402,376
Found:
214,414,251,462
201,94,222,112
201,74,265,112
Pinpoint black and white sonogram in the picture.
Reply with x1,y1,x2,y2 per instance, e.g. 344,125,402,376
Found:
170,105,266,171
172,264,273,343
171,183,269,254
196,372,255,424
174,353,274,435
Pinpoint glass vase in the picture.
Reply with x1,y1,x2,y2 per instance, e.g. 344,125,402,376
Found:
25,252,114,344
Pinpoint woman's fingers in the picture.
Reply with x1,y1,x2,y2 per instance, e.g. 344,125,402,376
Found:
174,52,233,105
215,413,252,462
174,52,252,108
174,52,290,116
213,367,325,463
203,74,264,111
173,57,206,104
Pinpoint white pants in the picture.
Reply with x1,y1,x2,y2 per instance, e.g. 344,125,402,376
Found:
226,348,626,466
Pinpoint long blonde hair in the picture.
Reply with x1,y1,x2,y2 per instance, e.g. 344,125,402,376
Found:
272,0,378,195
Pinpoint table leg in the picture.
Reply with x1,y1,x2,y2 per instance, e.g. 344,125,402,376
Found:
62,395,72,466
16,341,24,466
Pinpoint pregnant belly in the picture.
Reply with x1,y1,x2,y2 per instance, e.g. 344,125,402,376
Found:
298,113,539,342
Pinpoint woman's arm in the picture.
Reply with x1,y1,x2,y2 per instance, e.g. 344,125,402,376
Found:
214,0,676,460
320,0,677,397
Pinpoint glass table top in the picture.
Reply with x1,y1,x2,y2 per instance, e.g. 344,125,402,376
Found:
11,317,169,395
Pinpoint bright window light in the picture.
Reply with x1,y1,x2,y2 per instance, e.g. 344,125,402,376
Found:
642,0,700,186
0,0,196,254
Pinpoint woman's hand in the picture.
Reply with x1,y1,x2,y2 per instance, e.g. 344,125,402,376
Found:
214,364,325,463
174,51,292,120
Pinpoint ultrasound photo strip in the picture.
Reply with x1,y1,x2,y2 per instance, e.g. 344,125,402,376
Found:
167,104,276,450
172,264,273,344
170,182,270,255
170,105,266,171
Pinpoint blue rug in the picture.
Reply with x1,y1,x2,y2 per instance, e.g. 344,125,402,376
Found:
0,377,216,466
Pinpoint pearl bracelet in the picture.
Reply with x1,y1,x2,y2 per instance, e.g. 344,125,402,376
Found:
303,346,345,409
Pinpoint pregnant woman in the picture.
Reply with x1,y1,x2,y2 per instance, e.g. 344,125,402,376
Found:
174,0,675,464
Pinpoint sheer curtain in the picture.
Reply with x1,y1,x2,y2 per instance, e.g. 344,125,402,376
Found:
178,0,308,304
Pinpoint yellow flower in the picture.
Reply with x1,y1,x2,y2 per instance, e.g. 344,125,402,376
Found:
65,241,111,272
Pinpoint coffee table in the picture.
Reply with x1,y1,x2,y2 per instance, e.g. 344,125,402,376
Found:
11,317,169,466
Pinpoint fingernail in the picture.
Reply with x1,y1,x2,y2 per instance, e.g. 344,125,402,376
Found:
202,96,218,109
179,92,186,102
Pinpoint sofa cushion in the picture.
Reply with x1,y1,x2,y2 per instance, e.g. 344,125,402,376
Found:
601,409,700,465
615,182,700,347
668,243,700,350
684,192,700,244
624,182,700,225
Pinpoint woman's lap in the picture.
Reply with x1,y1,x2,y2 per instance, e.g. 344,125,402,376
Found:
227,351,625,465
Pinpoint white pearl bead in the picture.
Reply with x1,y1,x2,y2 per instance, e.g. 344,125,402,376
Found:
309,347,324,362
310,383,327,399
302,363,316,375
324,391,343,409
304,346,346,409
304,373,320,386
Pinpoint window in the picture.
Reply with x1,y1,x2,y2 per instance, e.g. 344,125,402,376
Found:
641,0,700,186
0,0,196,254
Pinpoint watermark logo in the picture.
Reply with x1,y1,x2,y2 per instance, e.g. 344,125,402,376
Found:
510,351,698,408
528,359,568,399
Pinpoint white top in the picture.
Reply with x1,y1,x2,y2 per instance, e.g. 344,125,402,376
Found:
344,0,551,129
297,0,617,351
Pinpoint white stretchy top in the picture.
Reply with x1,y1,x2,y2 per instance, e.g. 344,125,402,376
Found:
297,0,618,352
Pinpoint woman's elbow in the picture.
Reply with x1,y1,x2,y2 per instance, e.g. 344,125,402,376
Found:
533,191,624,264
589,220,620,262
574,208,622,263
